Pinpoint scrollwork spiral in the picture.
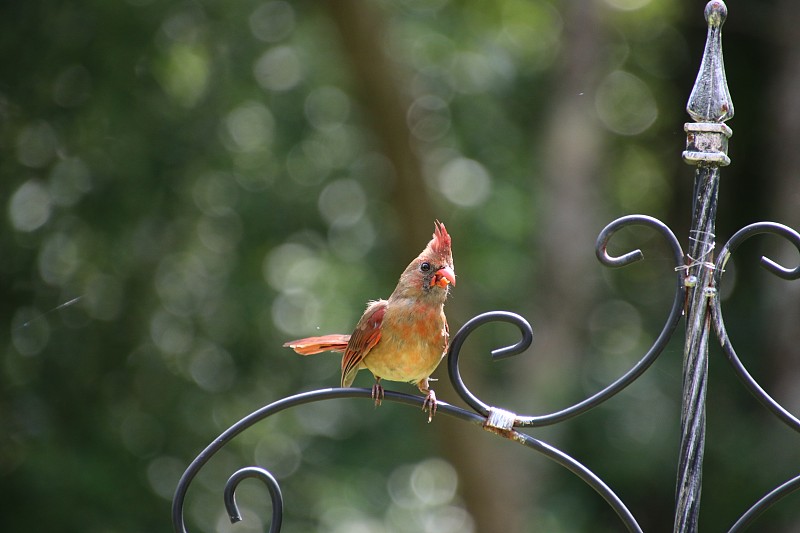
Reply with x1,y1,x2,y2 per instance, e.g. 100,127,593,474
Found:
445,215,686,427
710,221,800,432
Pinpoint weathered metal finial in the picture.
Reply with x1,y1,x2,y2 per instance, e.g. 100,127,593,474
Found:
683,1,733,167
686,1,734,123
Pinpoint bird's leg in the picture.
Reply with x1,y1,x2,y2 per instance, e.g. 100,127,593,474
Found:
371,377,384,407
417,378,437,423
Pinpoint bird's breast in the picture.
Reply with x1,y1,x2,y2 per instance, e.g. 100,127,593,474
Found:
362,302,447,383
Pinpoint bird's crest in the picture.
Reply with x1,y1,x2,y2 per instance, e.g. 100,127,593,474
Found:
430,220,452,256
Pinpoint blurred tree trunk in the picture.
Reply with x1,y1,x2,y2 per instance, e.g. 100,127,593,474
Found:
525,3,606,413
324,1,526,531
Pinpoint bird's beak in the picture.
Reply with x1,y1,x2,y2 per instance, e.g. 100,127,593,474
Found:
432,266,456,288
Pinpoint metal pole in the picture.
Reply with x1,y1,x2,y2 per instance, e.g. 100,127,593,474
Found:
675,2,734,532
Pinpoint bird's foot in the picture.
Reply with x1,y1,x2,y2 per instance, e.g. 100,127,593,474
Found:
422,389,437,423
371,382,384,407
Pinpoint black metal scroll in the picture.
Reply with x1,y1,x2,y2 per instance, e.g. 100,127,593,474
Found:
709,222,800,533
447,215,685,429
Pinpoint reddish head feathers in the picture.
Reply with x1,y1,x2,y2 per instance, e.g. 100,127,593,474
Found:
430,220,452,256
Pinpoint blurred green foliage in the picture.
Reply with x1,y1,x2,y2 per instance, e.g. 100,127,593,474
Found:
1,0,798,532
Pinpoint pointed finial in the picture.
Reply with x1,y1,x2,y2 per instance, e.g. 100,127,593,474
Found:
686,1,734,123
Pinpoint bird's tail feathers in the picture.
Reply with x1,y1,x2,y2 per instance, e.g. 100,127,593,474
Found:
283,334,350,355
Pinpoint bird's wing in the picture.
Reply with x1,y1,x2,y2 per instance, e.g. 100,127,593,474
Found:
341,300,387,387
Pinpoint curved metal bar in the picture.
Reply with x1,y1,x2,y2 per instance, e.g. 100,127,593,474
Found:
172,386,642,532
223,467,283,531
710,222,800,432
515,430,643,533
446,215,685,427
172,388,486,533
520,215,686,426
595,214,685,270
447,311,534,416
716,222,800,281
727,473,800,532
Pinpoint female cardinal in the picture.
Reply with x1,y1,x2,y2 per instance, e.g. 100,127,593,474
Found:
283,220,455,421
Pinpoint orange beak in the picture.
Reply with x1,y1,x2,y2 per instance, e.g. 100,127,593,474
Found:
432,266,456,288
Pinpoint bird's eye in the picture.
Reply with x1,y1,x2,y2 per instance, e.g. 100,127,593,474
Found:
420,262,431,272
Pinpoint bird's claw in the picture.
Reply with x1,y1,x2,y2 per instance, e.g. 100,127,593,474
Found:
422,389,437,423
371,383,384,407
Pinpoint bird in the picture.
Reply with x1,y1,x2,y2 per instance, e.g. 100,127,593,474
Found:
283,220,455,422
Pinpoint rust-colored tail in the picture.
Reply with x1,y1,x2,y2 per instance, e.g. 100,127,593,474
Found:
283,334,350,355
